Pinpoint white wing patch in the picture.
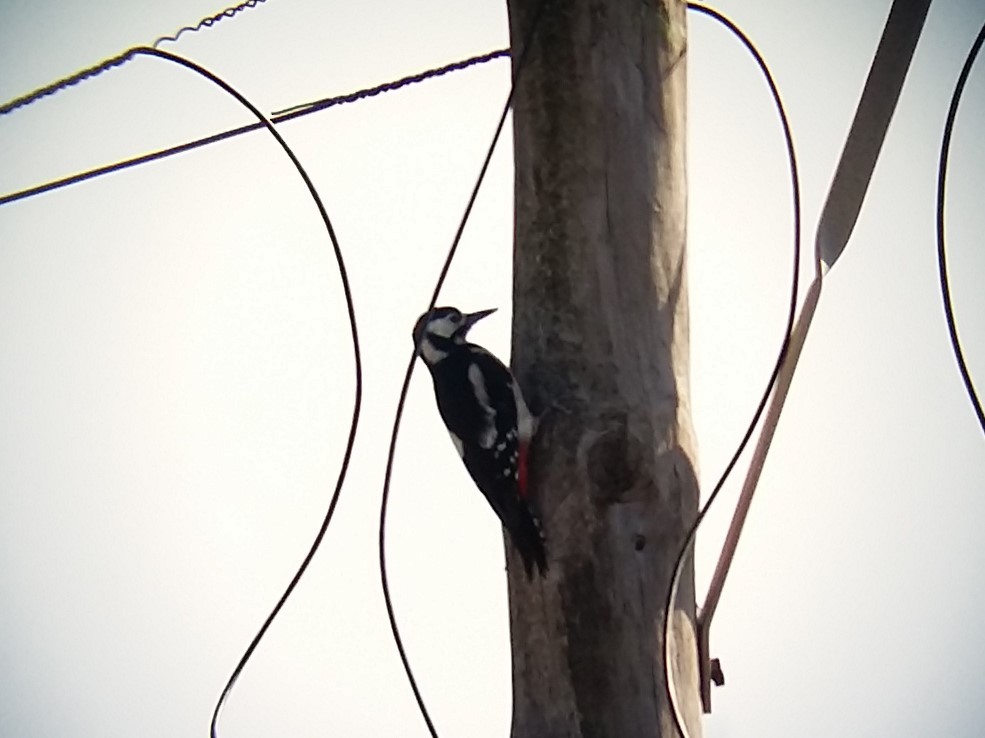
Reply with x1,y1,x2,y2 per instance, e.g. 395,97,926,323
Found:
511,380,536,440
467,362,498,449
448,431,465,458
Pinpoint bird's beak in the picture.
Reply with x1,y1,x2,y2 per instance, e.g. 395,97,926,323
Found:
462,308,497,333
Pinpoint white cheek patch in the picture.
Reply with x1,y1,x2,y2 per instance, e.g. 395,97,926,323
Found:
420,338,448,364
467,363,498,449
429,316,461,339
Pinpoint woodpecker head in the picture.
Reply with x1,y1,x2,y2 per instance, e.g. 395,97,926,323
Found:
412,306,496,365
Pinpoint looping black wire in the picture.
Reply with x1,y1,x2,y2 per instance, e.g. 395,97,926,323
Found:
936,19,985,437
665,4,802,737
376,2,552,736
117,46,362,738
152,0,272,48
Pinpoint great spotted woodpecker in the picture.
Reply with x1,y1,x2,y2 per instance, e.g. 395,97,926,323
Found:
413,306,547,578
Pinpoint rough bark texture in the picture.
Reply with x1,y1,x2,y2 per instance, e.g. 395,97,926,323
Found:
506,2,701,737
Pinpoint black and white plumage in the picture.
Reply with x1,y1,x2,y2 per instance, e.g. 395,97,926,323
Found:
413,306,547,578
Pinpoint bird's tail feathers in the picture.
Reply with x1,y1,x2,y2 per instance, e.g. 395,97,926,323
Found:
511,503,548,580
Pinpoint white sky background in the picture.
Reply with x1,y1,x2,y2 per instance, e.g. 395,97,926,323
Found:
1,0,983,736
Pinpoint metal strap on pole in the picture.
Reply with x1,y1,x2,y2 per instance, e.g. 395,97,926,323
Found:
696,0,931,713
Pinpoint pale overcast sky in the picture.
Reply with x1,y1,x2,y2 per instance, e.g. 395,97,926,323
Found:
1,1,983,737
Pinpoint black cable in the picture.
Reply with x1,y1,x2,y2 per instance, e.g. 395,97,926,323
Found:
664,5,802,737
376,2,551,736
0,50,510,207
108,47,362,738
936,19,985,437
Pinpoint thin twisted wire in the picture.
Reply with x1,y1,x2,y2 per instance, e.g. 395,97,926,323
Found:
153,0,272,48
273,49,509,119
0,50,511,207
0,51,135,116
0,0,274,117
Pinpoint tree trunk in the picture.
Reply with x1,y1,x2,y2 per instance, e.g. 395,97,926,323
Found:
506,2,701,736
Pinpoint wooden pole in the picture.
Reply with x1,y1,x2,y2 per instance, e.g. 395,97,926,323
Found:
506,2,701,736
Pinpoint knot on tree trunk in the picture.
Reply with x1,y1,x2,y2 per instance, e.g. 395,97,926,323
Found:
582,414,650,505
